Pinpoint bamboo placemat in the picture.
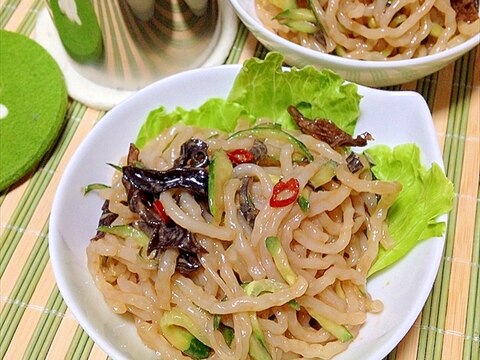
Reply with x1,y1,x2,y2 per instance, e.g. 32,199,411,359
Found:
1,1,479,359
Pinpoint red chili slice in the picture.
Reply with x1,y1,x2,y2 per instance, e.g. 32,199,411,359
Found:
227,149,255,165
270,178,300,207
153,199,170,223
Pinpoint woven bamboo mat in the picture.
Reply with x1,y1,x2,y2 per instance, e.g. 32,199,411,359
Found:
1,1,479,359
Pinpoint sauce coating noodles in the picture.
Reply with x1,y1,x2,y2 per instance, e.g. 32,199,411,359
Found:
87,122,401,359
255,0,479,60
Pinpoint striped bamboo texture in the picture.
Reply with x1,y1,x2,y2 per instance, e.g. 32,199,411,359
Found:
1,1,479,359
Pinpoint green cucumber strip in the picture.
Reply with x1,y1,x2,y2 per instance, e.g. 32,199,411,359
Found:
228,125,314,163
265,236,297,285
97,225,149,246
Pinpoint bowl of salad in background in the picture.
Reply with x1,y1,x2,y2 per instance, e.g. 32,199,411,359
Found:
228,0,479,87
49,53,453,359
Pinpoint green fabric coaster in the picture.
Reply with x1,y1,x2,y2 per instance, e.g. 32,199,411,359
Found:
0,30,68,192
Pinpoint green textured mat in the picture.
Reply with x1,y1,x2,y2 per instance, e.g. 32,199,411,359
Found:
0,30,68,191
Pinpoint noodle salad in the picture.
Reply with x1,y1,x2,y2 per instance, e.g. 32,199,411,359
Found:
85,53,453,359
255,0,479,60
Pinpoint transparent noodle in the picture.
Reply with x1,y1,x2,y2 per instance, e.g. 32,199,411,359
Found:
87,123,401,359
255,0,480,60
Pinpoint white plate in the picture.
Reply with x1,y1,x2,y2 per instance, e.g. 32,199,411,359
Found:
49,65,446,360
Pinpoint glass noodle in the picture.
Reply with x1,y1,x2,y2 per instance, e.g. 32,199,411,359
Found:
255,0,479,60
87,119,402,359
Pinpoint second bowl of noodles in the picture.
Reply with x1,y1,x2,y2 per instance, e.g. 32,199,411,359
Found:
229,0,479,87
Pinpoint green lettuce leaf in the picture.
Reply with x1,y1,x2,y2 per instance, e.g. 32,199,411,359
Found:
135,52,361,147
365,144,454,276
136,99,251,148
227,52,361,132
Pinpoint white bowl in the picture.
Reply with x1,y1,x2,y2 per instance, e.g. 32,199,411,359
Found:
49,65,446,359
228,0,480,87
